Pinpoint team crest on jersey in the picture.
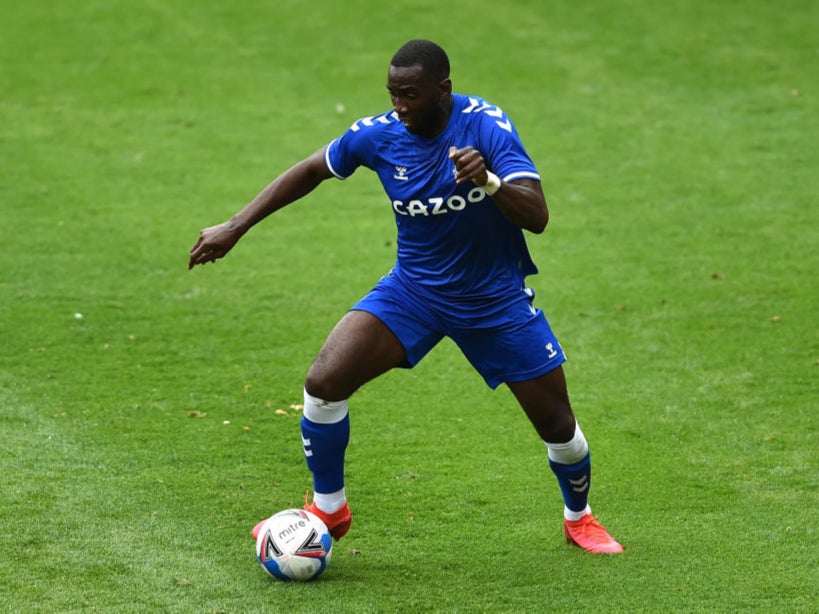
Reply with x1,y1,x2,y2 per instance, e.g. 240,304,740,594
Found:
393,166,409,181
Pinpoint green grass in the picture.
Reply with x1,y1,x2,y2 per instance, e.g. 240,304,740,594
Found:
1,0,817,611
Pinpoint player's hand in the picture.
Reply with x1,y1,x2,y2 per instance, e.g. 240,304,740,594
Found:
449,146,489,187
188,221,244,269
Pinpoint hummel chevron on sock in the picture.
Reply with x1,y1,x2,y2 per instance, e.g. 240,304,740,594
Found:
549,453,592,515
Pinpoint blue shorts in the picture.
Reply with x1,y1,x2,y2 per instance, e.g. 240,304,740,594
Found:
352,272,566,389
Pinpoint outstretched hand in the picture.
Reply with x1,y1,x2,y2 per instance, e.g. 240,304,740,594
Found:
188,221,244,269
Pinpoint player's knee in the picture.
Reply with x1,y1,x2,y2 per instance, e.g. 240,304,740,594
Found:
304,367,348,403
546,410,577,443
529,402,576,442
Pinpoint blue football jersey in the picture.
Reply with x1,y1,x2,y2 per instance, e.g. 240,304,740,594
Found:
325,93,541,307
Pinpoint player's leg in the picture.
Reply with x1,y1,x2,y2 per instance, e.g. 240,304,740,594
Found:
296,274,443,540
253,309,407,541
449,288,622,553
507,369,590,516
299,309,407,539
508,369,623,553
504,366,596,525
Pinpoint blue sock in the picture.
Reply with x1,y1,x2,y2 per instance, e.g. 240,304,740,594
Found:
549,452,591,513
300,414,349,494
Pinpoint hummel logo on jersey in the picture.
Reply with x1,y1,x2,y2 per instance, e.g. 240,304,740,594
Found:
394,165,409,181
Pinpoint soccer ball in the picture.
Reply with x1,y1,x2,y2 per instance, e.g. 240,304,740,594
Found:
255,509,333,581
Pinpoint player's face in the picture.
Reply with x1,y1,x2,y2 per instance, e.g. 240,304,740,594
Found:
387,64,451,138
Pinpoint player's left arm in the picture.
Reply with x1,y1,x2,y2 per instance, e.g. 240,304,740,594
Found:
449,145,548,233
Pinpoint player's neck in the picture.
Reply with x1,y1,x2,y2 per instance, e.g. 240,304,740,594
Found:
419,96,454,139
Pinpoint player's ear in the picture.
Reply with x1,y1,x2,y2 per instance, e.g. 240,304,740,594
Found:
438,78,452,98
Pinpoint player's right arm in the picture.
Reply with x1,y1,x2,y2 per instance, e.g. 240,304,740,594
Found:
189,146,332,269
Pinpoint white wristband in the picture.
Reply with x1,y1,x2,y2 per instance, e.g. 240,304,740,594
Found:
483,172,501,196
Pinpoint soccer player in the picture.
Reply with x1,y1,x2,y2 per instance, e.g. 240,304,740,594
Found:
189,39,623,554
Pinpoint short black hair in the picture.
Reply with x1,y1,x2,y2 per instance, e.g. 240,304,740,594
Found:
390,39,450,82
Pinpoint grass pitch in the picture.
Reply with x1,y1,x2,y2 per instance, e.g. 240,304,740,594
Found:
1,1,817,611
